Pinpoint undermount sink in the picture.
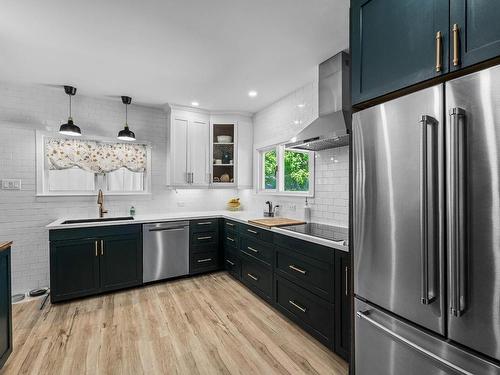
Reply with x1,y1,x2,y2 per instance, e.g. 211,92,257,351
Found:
61,216,134,225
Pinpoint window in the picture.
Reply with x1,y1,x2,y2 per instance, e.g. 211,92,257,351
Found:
259,145,314,196
36,132,151,196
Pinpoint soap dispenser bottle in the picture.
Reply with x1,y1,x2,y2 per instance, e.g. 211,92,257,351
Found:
304,198,311,222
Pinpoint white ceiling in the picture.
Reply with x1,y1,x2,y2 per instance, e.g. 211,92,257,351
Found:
0,0,348,112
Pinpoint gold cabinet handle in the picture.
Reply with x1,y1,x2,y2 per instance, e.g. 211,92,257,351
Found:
453,24,460,66
247,273,258,281
197,258,212,263
289,300,307,313
247,246,259,253
197,221,212,225
247,229,258,234
226,222,235,227
435,31,442,72
95,241,99,257
289,264,307,275
225,259,235,266
197,236,212,240
226,236,235,242
101,240,104,256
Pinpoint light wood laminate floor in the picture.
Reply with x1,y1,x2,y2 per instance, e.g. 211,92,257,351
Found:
1,272,348,375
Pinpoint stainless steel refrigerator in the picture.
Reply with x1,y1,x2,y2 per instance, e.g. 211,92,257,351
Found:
353,64,500,374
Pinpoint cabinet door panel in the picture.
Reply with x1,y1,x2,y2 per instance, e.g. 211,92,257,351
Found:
172,117,188,185
351,0,449,105
189,119,209,186
100,235,142,292
451,0,500,70
0,249,12,369
50,239,101,302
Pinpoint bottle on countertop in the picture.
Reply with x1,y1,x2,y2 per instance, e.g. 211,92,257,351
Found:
304,198,311,222
130,206,136,216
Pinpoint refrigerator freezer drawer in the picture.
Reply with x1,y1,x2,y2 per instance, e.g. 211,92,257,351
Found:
355,298,500,375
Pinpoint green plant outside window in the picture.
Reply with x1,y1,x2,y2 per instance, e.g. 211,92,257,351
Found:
264,149,277,189
284,150,309,191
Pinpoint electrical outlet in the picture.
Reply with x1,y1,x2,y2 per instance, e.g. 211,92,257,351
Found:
177,201,185,207
1,179,21,190
284,203,296,211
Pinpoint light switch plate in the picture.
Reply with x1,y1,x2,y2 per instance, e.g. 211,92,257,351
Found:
1,179,21,190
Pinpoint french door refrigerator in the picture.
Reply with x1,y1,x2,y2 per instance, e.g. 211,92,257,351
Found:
353,64,500,374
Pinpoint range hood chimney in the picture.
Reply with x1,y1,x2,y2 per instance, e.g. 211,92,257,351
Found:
286,51,350,151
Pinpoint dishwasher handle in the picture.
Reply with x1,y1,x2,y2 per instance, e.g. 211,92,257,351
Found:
148,226,187,232
144,221,189,232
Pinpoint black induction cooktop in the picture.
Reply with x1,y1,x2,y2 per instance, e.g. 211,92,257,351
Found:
281,222,348,244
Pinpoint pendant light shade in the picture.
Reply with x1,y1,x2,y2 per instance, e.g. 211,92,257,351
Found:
59,86,81,136
118,96,136,141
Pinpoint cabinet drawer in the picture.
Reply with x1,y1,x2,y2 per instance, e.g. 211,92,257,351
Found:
224,219,240,232
239,224,273,243
224,231,239,249
275,275,333,347
224,249,241,279
241,258,272,301
191,231,217,246
190,251,219,274
240,236,273,266
276,247,333,302
190,219,218,233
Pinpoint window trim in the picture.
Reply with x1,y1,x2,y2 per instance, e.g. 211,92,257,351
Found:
257,144,314,197
36,131,152,196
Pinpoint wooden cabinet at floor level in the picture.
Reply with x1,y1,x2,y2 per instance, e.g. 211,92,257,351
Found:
451,1,500,71
0,246,12,369
49,225,142,302
351,0,449,105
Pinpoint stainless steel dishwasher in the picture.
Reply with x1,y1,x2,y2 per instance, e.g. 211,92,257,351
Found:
143,221,189,283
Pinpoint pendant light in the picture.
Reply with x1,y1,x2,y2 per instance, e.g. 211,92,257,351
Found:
59,86,82,136
117,96,136,141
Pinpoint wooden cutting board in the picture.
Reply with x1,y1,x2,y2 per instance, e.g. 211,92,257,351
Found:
248,218,306,228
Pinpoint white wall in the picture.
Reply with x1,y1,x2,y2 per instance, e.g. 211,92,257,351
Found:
251,81,349,226
0,82,252,294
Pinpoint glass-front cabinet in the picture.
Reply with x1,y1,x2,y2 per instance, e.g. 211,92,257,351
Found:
210,123,236,187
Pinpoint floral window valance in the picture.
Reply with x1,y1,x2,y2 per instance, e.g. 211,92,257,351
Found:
46,138,147,173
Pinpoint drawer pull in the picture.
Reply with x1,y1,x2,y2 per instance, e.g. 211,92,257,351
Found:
197,236,213,240
247,273,259,281
226,236,235,242
197,258,213,263
197,221,213,225
289,264,307,275
226,222,235,227
247,229,258,234
225,259,235,266
247,246,259,253
289,300,307,313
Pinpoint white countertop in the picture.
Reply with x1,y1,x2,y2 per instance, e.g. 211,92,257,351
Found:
46,211,349,252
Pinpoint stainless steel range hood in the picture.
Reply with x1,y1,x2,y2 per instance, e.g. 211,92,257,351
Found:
286,51,350,151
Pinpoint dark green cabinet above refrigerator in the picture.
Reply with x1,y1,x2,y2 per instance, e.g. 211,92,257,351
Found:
50,225,142,302
351,0,500,106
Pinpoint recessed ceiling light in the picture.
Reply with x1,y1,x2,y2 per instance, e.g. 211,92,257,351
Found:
297,103,305,108
191,101,199,107
248,90,258,98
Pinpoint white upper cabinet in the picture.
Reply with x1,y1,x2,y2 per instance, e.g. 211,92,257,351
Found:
167,107,253,189
167,107,209,188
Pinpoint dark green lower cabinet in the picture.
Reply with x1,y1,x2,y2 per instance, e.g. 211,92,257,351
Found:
50,238,101,302
50,225,142,303
0,247,12,369
100,235,142,292
275,275,334,349
335,251,351,361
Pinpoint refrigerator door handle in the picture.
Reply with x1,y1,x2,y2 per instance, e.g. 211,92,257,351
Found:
356,310,474,375
448,107,467,317
420,115,438,305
